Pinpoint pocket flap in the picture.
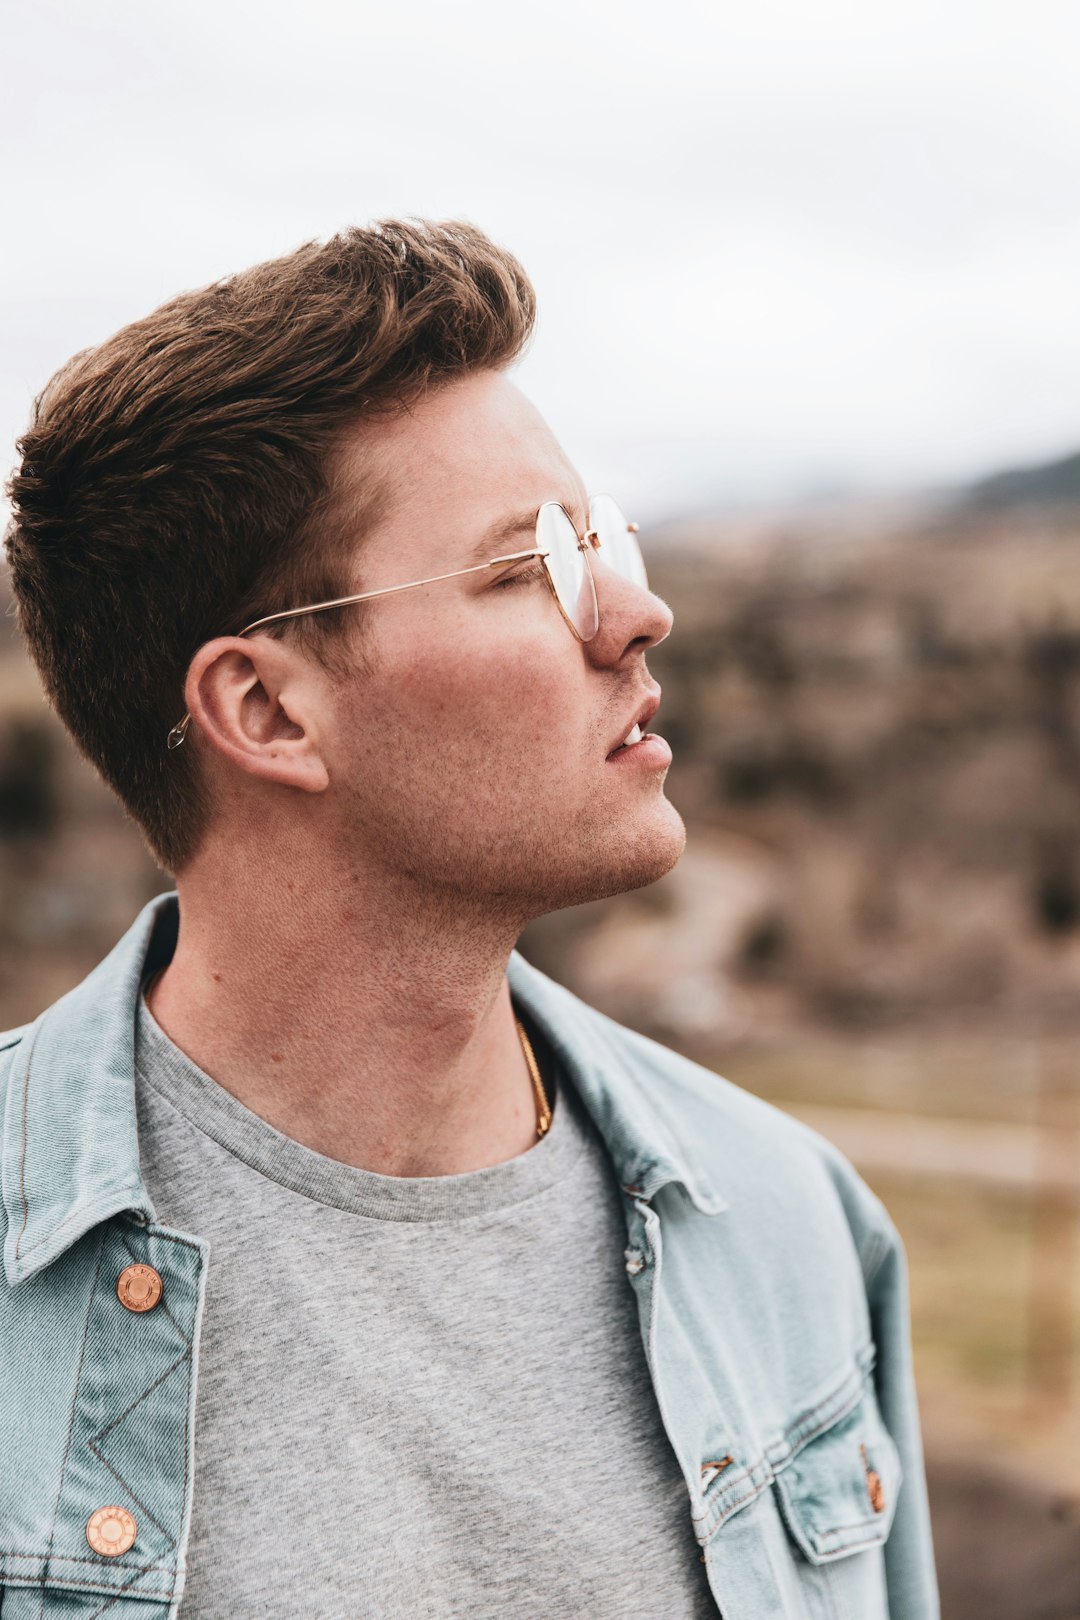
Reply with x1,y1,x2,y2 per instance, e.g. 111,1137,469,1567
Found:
773,1388,903,1565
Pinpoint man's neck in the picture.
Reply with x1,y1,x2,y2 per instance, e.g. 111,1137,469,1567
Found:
146,861,546,1178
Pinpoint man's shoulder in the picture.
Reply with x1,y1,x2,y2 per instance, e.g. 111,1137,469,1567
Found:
0,1022,32,1153
600,1001,864,1168
0,1026,31,1254
596,1001,898,1273
536,963,811,1145
0,1022,31,1096
525,961,894,1268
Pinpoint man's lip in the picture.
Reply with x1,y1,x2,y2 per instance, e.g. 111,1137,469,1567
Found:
607,692,662,756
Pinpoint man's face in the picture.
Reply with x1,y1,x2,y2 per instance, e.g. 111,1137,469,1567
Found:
315,369,686,918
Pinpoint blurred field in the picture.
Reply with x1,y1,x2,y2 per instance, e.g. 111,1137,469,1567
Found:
717,1031,1080,1465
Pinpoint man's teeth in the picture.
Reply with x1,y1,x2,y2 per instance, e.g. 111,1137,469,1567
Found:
619,723,643,748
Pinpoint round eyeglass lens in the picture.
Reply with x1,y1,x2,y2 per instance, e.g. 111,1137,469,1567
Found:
588,494,648,589
536,502,599,640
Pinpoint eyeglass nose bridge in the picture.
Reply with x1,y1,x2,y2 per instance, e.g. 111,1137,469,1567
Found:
582,519,640,550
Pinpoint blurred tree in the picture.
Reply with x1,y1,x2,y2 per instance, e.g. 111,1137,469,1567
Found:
0,718,59,842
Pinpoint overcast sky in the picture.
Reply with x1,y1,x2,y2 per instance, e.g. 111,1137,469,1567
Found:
4,0,1079,523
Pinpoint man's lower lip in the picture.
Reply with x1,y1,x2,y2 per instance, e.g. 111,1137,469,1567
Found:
606,732,673,767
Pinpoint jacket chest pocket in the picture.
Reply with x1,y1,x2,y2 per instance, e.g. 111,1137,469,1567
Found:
770,1382,902,1619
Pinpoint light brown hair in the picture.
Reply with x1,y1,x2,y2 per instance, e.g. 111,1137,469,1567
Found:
4,219,536,872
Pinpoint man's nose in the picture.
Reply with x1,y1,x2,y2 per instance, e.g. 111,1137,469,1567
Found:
584,559,673,665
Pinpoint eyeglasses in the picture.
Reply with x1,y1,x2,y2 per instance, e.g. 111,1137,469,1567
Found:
166,493,646,749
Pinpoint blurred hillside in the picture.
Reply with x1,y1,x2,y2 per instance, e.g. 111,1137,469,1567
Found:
522,461,1080,1048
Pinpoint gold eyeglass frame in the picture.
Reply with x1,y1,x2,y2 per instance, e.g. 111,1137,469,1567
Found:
165,499,640,750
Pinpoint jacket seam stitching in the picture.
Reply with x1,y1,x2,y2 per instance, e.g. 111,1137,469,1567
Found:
91,1345,211,1443
41,1229,107,1604
17,1192,145,1264
0,1573,178,1602
0,1552,174,1573
14,1022,42,1261
695,1348,876,1536
716,1480,767,1518
87,1348,192,1551
178,1266,195,1576
85,1447,176,1549
694,1474,771,1531
136,1225,204,1259
769,1349,873,1465
819,1514,891,1537
819,1527,893,1556
87,1553,174,1618
120,1204,205,1258
778,1379,864,1459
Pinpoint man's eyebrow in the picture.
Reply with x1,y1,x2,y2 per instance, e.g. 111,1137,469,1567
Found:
467,510,540,565
468,499,587,565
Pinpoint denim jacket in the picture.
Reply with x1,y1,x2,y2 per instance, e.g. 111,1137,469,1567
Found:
0,893,939,1619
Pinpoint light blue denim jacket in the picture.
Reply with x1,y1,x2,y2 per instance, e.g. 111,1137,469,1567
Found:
0,893,939,1619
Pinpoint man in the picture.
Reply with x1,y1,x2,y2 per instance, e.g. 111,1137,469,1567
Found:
0,220,938,1618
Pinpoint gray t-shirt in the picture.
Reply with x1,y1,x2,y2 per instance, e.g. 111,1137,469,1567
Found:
134,984,716,1618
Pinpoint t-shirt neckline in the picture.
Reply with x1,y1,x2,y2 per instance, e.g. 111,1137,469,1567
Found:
134,978,587,1223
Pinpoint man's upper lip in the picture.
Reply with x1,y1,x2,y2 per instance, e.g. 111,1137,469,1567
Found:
609,692,661,754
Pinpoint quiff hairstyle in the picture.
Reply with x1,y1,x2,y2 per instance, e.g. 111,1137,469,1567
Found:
5,219,536,873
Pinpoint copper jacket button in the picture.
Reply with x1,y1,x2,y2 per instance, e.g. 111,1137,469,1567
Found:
86,1505,137,1556
117,1263,163,1313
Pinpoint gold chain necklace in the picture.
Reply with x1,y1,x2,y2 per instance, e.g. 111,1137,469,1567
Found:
515,1016,552,1138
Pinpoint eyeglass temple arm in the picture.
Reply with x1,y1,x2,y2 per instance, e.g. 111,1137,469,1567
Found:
166,550,545,749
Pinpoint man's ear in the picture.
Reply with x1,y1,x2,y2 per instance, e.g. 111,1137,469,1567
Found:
183,635,330,792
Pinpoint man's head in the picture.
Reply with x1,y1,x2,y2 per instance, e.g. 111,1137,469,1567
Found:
6,220,685,916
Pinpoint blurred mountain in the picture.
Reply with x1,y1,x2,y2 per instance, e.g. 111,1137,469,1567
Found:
963,447,1080,512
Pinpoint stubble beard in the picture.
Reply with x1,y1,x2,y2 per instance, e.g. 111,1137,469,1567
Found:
339,762,687,933
446,791,688,924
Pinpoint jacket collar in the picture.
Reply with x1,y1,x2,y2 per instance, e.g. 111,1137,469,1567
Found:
505,952,726,1216
3,893,721,1287
2,893,178,1286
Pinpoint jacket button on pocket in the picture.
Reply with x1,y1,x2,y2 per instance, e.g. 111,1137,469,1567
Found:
860,1443,886,1513
117,1263,163,1313
624,1248,646,1276
86,1505,137,1557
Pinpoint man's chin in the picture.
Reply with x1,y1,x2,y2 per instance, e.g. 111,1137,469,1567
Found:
541,803,687,912
602,812,687,899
